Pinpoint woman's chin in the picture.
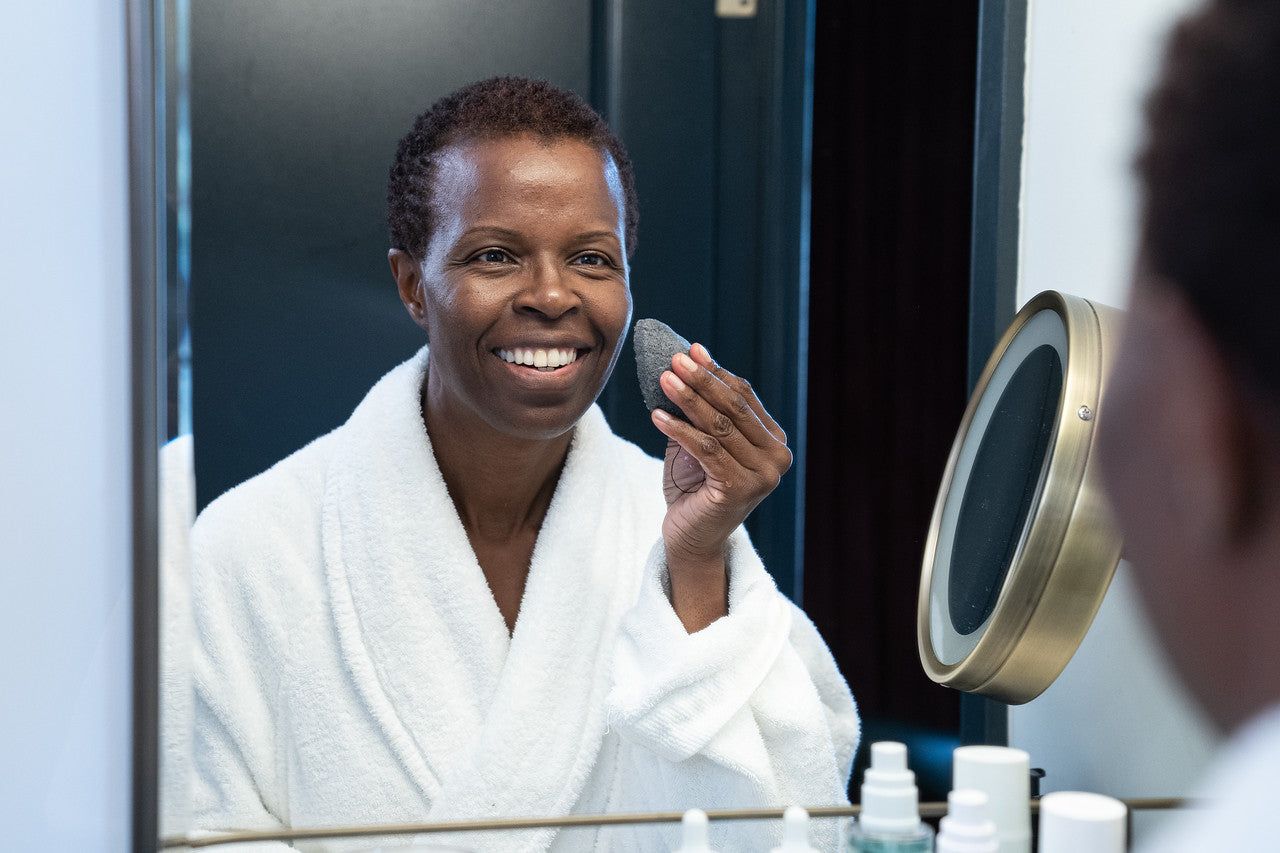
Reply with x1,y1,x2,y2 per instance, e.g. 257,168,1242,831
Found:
489,403,596,444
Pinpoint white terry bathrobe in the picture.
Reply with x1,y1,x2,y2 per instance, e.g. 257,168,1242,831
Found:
190,347,859,851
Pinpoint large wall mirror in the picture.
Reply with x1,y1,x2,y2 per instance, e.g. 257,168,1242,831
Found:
137,0,1217,849
152,0,849,847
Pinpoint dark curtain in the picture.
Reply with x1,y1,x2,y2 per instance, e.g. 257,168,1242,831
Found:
806,1,979,794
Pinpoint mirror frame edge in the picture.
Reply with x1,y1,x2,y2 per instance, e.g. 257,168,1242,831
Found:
128,0,162,846
964,0,1029,746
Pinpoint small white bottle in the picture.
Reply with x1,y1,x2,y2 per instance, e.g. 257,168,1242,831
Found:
937,789,998,853
771,806,821,853
675,808,718,853
844,742,936,852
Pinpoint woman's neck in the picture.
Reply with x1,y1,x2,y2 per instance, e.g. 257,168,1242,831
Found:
421,389,573,542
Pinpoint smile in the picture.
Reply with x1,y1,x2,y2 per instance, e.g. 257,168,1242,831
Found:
495,347,580,371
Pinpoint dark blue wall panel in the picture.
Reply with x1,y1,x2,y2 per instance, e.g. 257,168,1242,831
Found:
191,0,811,598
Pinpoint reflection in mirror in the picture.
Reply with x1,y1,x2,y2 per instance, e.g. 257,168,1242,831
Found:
947,341,1060,637
163,3,856,850
926,308,1070,670
175,79,856,851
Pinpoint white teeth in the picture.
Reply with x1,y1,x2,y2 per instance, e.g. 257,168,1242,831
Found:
496,347,579,369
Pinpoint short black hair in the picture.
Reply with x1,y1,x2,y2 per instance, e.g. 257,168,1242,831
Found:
387,76,639,263
1136,0,1280,399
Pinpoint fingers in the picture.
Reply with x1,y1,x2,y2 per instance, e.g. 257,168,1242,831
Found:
661,346,786,451
688,343,788,446
651,345,792,488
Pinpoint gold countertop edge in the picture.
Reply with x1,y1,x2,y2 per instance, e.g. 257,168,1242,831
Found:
160,799,1190,848
160,806,861,847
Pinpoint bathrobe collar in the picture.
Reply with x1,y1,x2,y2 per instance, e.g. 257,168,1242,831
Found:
321,347,648,841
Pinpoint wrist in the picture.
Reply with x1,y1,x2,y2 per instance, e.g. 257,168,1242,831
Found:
665,547,728,633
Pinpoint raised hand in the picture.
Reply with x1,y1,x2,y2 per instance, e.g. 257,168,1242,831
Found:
650,343,792,632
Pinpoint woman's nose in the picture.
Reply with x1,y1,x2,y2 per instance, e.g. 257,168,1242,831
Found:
515,261,580,319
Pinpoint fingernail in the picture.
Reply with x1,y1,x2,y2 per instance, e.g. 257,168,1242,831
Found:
675,352,696,372
664,370,687,392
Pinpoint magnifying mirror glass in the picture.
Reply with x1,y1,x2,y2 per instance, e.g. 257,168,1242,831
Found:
917,290,1123,704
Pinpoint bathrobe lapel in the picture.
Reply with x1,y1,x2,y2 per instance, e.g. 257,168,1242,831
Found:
321,350,649,842
453,405,646,820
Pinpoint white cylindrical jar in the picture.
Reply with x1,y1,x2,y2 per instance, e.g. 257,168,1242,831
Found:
952,745,1031,853
1038,791,1127,853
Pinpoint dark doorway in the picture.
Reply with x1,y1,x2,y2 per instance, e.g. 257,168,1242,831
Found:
806,2,980,801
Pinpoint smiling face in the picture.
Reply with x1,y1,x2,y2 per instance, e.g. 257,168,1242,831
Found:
396,134,633,443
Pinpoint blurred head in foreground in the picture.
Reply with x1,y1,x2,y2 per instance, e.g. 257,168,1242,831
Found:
1100,0,1280,734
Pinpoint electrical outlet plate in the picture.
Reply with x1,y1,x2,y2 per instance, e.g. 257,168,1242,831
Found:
716,0,757,19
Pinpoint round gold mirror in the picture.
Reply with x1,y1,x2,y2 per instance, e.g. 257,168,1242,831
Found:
917,290,1123,704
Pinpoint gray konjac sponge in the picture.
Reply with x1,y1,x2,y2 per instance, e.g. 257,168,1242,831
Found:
633,318,692,422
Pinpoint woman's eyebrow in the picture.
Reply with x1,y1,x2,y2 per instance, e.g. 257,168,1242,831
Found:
571,230,623,245
458,225,522,242
456,227,621,245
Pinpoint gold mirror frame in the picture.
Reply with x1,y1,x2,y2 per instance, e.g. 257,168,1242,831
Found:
917,290,1123,704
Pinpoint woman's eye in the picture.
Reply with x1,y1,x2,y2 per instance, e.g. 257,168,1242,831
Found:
475,249,511,263
574,253,609,267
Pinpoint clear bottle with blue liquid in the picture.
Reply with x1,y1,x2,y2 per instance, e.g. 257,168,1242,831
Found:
843,741,936,853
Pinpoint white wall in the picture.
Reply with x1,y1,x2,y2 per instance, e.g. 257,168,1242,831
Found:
0,2,133,848
1010,0,1218,839
1016,0,1191,310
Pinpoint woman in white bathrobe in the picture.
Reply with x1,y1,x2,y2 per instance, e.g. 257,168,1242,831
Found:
190,76,859,851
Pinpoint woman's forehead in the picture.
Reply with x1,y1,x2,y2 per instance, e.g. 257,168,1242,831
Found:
430,136,626,229
437,134,614,183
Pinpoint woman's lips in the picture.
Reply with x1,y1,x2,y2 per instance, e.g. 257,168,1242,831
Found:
494,346,580,371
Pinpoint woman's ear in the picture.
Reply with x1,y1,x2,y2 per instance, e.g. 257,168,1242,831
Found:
389,248,429,329
1219,364,1280,548
1151,284,1253,556
1103,277,1243,566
